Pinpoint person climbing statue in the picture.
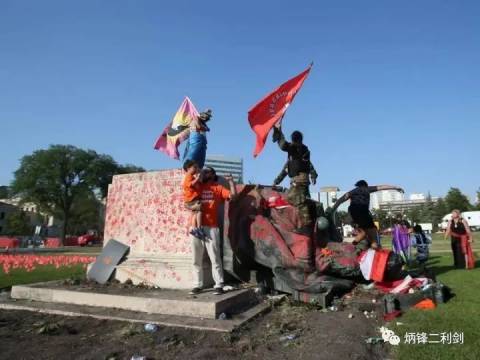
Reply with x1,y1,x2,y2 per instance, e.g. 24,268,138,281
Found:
183,109,212,169
272,123,318,236
330,180,404,249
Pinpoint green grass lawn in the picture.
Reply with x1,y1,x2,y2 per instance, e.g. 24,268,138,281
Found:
0,246,103,256
60,246,103,255
0,264,85,289
392,254,480,360
1,240,478,360
381,232,479,253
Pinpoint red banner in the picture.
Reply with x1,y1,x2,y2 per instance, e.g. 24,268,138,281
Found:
248,64,312,157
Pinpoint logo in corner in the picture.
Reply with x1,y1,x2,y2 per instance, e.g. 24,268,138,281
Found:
380,327,401,346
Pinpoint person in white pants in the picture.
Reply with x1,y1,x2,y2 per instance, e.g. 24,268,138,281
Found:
191,227,224,293
190,167,237,295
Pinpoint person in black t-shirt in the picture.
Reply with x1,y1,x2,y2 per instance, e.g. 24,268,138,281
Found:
331,180,404,248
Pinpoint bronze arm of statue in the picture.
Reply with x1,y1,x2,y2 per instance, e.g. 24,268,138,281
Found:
272,126,290,152
273,161,288,185
330,192,351,213
309,161,318,185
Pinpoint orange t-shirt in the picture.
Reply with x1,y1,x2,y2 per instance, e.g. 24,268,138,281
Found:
183,173,201,202
199,183,231,227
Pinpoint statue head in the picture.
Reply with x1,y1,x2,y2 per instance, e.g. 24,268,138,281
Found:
291,130,303,144
199,109,212,122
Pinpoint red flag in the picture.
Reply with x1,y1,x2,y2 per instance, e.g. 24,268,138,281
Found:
248,64,312,157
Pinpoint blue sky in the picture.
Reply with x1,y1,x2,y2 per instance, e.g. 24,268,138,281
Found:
1,1,479,200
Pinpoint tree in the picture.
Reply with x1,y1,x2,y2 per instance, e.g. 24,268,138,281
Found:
11,145,144,244
11,145,98,244
5,210,32,236
90,155,145,199
68,189,102,235
371,209,388,229
419,192,436,223
0,186,10,199
335,210,351,225
476,188,480,210
444,187,473,213
433,198,448,229
118,164,146,174
406,207,422,225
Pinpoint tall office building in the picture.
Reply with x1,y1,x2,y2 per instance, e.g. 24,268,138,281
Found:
370,190,405,209
204,155,244,183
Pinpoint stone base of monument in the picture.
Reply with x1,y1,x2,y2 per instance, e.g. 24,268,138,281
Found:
101,170,217,290
4,281,275,332
111,255,213,290
0,296,273,333
10,281,258,320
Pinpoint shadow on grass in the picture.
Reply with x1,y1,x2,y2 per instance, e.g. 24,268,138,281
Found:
424,257,480,277
405,255,453,278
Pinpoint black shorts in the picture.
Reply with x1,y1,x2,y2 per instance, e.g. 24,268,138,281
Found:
348,204,375,229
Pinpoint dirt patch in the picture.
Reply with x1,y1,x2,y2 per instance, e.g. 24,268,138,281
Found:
0,295,389,360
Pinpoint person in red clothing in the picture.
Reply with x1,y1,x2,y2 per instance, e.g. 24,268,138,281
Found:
189,167,237,295
445,209,475,269
182,160,205,239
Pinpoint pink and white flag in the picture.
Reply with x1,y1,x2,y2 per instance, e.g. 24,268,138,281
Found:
154,97,200,159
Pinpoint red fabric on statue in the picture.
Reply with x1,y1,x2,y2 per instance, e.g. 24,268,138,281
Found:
358,249,391,282
370,249,390,282
375,280,405,293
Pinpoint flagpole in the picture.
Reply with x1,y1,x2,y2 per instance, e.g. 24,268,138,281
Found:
275,62,313,128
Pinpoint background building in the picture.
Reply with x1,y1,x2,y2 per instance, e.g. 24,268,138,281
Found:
312,187,427,214
370,190,405,209
0,197,58,235
409,193,426,201
378,194,438,213
205,155,243,184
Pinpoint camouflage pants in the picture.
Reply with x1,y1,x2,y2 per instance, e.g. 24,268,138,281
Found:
287,175,312,227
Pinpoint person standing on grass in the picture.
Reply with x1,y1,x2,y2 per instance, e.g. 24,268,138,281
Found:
411,224,431,265
392,219,412,265
189,167,237,295
331,180,404,249
445,209,475,269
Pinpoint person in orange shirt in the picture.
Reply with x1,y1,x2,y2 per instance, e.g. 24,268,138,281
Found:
189,167,237,295
182,160,206,239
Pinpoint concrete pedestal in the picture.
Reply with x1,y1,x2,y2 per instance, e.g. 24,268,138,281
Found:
10,281,255,319
104,169,212,289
